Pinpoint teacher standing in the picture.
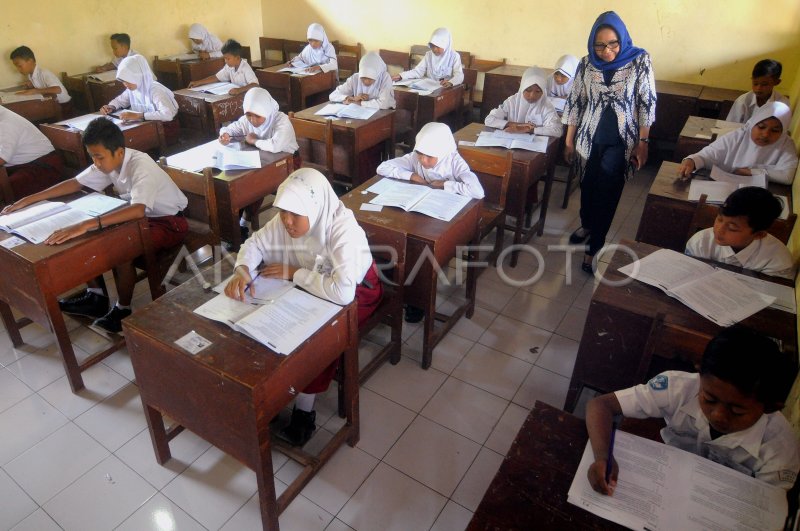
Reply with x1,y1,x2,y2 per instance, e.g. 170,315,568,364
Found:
563,11,656,273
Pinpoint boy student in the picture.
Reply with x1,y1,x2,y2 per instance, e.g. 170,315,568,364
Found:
0,118,188,335
94,33,137,73
10,46,71,105
585,326,800,494
685,186,795,279
726,59,789,123
187,39,258,95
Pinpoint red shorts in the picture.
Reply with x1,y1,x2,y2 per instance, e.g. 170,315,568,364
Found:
6,151,65,200
148,214,188,251
303,261,384,394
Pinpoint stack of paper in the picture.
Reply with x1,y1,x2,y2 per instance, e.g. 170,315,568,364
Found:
166,140,261,172
277,66,315,76
87,71,119,83
475,130,548,152
688,165,767,203
187,82,238,95
393,78,442,95
369,180,471,222
314,103,378,120
0,92,45,104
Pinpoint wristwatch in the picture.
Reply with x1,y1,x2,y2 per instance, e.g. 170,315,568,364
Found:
639,138,650,143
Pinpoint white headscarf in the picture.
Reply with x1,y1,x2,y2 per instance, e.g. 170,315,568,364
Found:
500,66,551,124
299,23,337,67
188,23,223,53
116,54,160,112
426,27,460,80
355,51,391,99
243,87,279,133
414,122,457,159
547,54,579,98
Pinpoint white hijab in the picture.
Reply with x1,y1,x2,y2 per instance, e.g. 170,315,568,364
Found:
505,67,551,123
414,122,457,159
713,101,795,171
355,51,391,99
426,27,460,80
116,54,165,113
547,54,579,98
300,23,336,67
243,87,280,134
188,23,222,53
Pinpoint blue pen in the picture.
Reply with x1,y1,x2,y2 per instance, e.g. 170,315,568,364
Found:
605,419,618,484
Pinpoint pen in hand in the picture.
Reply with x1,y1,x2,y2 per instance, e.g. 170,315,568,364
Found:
605,418,618,485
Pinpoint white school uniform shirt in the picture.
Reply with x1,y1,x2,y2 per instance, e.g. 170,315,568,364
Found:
290,23,338,74
108,82,178,122
726,90,790,123
685,228,795,279
616,371,800,490
220,87,298,153
111,49,138,68
215,59,257,87
686,101,798,185
329,71,396,109
235,168,372,305
485,67,562,137
400,27,464,85
28,65,70,104
0,106,54,166
377,152,484,199
75,148,187,217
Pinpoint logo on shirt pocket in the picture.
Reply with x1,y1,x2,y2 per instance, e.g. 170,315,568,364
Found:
648,374,668,390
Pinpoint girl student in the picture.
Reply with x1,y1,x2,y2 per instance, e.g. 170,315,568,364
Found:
224,168,382,446
484,66,563,136
677,101,797,185
329,51,396,109
289,23,338,74
188,23,223,59
546,54,580,99
391,27,464,87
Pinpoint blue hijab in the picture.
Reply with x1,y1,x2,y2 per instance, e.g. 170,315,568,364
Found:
587,11,645,71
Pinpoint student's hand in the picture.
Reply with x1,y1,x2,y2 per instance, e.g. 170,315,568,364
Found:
224,266,253,301
505,123,533,134
219,133,231,145
1,196,36,214
587,458,618,496
198,51,211,60
733,168,753,176
45,221,91,245
306,66,322,74
119,111,142,122
15,89,37,95
94,66,104,74
391,74,401,82
563,141,575,164
630,141,648,170
440,80,453,88
676,158,696,180
99,105,115,115
343,96,357,104
261,262,299,281
357,93,369,101
428,180,444,189
22,81,33,89
409,173,427,185
187,81,198,88
245,133,258,145
228,87,240,95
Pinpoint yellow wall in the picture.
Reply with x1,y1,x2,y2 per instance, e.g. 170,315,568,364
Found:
262,0,800,91
0,0,263,88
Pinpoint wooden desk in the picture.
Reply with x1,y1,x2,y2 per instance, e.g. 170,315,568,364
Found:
122,272,360,531
0,216,160,392
697,85,745,120
260,65,338,111
39,115,166,168
87,78,125,111
294,103,395,187
635,161,791,252
564,240,797,411
672,115,741,161
174,89,245,139
453,123,560,265
394,84,465,135
1,91,62,123
341,176,481,368
180,58,225,89
651,80,703,144
469,401,662,530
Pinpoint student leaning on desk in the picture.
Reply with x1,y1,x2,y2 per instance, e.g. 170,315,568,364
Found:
0,118,188,336
391,27,464,88
187,39,258,95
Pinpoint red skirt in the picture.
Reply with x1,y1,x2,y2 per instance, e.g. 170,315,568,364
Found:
6,151,65,200
148,214,188,251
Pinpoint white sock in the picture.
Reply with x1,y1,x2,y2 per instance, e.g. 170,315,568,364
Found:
295,393,315,412
239,217,248,227
115,302,131,310
87,287,104,296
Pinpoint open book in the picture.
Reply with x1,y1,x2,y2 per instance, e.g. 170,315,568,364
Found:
0,92,45,104
55,113,136,132
166,140,262,172
187,81,238,95
393,77,442,93
194,287,341,355
277,66,315,76
369,180,471,222
476,130,548,152
163,53,199,61
618,248,775,326
0,193,127,244
87,71,119,83
568,430,787,531
314,102,378,120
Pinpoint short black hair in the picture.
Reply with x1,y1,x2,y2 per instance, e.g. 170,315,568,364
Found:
221,39,242,57
701,326,796,412
10,46,35,61
752,59,782,79
720,186,782,232
82,117,125,152
110,33,131,47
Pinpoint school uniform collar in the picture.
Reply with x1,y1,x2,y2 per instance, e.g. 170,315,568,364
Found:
712,237,761,266
29,64,40,80
679,394,768,458
115,148,134,184
232,59,249,73
744,90,779,111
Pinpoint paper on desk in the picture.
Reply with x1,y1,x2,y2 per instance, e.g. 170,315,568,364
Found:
315,102,378,120
0,92,45,104
87,71,118,83
174,330,212,355
392,79,416,87
728,271,796,313
693,132,713,140
709,165,767,188
165,140,220,172
194,292,259,325
409,78,442,92
14,209,94,244
688,180,738,203
360,203,383,212
67,192,127,217
212,275,294,305
0,236,25,249
188,81,238,95
366,178,395,194
164,53,199,61
458,140,476,147
278,66,313,75
0,201,69,231
409,89,434,96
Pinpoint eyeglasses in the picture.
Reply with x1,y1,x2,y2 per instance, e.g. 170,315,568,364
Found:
593,40,620,51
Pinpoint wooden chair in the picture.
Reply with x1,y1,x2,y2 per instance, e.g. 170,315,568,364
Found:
289,112,335,182
462,68,478,124
409,44,428,68
255,69,292,112
336,42,362,83
456,51,473,69
379,49,410,78
470,57,507,112
0,167,12,207
282,39,307,63
152,57,183,91
687,194,797,245
459,147,513,266
61,72,94,114
240,46,252,63
258,37,286,68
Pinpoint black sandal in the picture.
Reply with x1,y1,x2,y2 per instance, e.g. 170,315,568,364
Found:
581,255,594,274
569,227,591,244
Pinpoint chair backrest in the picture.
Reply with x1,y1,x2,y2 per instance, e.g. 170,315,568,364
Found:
471,57,507,72
61,72,94,114
462,68,478,108
152,57,183,91
259,37,286,67
255,69,292,112
157,157,220,242
39,123,89,169
363,223,407,291
282,39,307,62
379,49,410,77
687,194,797,245
458,147,513,211
0,166,13,207
336,42,362,82
409,44,428,68
288,112,334,180
456,50,473,69
240,45,252,63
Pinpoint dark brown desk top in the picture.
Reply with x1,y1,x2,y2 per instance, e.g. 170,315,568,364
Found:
453,122,556,164
293,102,395,130
173,88,242,103
678,115,741,140
699,85,746,103
655,80,704,98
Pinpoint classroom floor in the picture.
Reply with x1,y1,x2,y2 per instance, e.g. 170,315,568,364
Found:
0,163,657,531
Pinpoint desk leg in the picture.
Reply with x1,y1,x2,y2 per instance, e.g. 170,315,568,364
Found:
255,438,279,531
421,271,437,370
142,403,172,464
44,296,84,392
343,307,360,446
537,166,555,237
0,300,23,347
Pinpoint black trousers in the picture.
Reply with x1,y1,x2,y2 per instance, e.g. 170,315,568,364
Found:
579,141,627,256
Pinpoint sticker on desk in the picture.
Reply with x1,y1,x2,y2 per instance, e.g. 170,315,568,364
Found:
693,133,712,140
0,236,26,249
360,203,383,212
458,140,476,146
175,330,212,355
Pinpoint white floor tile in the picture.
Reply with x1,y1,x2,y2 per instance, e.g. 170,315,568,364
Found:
363,356,446,412
0,394,68,466
500,291,571,332
451,344,531,400
474,276,517,313
477,314,551,363
384,416,480,497
0,367,33,414
101,346,136,381
430,500,474,531
3,344,67,391
0,332,38,367
449,305,496,342
325,518,355,531
43,455,156,531
339,462,447,531
421,377,508,444
555,306,589,342
278,494,334,530
484,402,531,455
523,268,587,305
513,366,570,410
451,447,504,511
9,509,61,531
404,329,474,375
536,334,579,378
38,361,128,420
75,382,147,451
0,469,37,530
116,492,206,530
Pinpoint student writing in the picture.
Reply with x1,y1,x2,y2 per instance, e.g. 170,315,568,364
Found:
187,39,258,95
329,51,396,109
391,27,464,87
188,23,223,59
289,23,338,74
95,33,137,73
484,66,563,136
10,46,71,105
726,59,789,123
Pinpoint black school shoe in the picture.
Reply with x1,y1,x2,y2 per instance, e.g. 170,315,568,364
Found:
404,304,425,323
569,227,591,244
59,291,110,319
278,407,316,447
90,306,132,336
